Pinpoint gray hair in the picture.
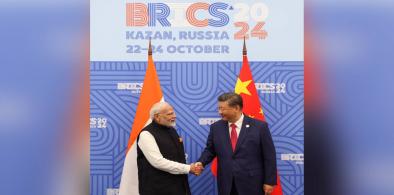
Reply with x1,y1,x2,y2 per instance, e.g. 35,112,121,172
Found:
149,102,170,120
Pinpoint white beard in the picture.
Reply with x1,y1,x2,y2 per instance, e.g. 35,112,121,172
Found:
169,122,176,127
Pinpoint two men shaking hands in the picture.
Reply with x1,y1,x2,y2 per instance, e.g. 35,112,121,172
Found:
137,93,277,195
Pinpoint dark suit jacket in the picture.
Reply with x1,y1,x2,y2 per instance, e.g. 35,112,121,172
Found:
198,115,277,195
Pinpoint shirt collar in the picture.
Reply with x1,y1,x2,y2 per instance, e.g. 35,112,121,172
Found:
229,113,244,128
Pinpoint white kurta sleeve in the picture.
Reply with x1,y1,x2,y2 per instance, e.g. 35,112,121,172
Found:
138,131,190,174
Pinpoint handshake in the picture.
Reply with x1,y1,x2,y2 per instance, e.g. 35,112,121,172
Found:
189,162,204,176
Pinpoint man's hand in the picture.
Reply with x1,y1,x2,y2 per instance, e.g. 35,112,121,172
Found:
195,162,204,176
194,162,204,176
189,162,204,176
263,184,274,195
195,162,203,168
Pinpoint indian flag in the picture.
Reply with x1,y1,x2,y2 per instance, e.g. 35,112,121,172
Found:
119,41,163,195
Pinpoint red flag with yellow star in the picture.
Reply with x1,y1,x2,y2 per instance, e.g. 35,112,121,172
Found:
236,39,283,195
210,39,283,195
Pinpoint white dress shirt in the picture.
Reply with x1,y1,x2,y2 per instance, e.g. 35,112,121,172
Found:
228,114,244,137
138,131,190,174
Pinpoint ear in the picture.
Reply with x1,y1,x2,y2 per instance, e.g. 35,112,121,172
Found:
235,105,242,112
154,114,160,122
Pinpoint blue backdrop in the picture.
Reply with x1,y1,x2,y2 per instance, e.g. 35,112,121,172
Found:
90,61,304,195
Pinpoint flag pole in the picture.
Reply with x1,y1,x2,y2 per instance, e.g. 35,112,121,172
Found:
148,38,152,56
243,36,247,56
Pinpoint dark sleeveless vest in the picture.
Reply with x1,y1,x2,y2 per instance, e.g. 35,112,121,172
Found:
137,121,191,195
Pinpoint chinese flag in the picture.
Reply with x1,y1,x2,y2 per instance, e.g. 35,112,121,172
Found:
211,39,283,194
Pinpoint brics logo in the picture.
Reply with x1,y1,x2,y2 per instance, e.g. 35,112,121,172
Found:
281,153,304,164
199,118,221,125
126,2,230,27
255,83,286,94
117,83,143,93
90,117,107,129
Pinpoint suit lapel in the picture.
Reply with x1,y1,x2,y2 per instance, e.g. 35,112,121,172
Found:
221,121,233,154
234,116,251,154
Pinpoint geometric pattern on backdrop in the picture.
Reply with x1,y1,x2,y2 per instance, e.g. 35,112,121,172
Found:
90,61,303,195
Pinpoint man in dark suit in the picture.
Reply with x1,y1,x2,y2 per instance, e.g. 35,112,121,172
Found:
197,92,277,195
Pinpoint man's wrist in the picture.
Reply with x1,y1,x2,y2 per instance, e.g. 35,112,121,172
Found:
188,163,194,173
